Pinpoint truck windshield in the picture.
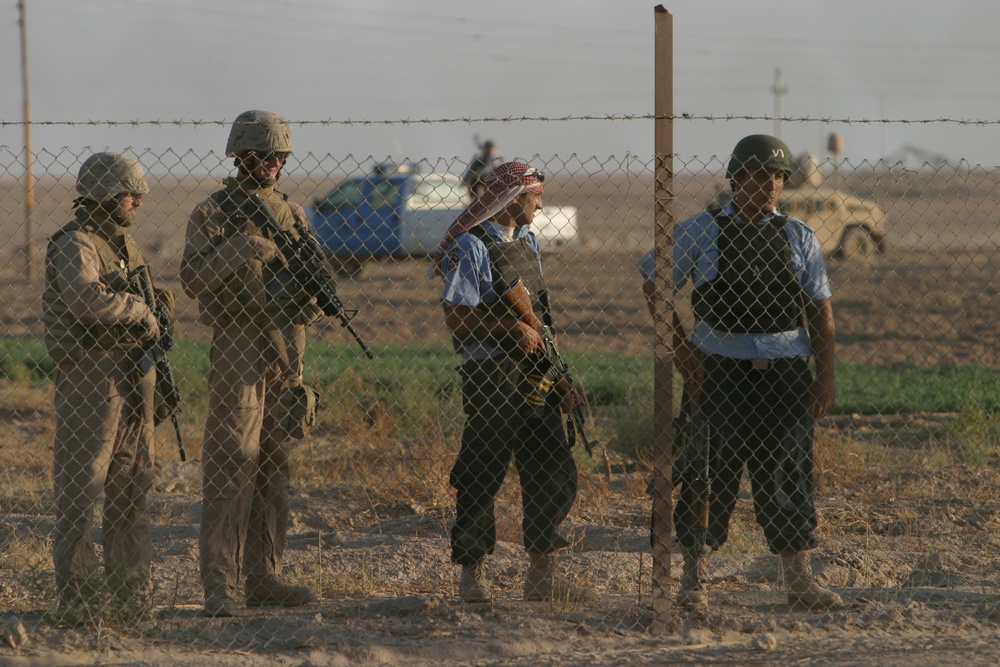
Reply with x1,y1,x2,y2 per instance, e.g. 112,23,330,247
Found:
369,180,404,210
409,177,467,209
318,181,364,212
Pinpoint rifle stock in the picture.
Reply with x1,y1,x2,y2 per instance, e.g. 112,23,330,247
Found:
677,385,710,551
499,280,597,456
244,194,375,360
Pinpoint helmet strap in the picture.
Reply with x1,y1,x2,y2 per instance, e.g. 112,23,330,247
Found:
96,198,133,229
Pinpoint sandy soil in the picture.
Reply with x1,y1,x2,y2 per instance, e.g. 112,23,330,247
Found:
1,169,999,665
2,455,1000,666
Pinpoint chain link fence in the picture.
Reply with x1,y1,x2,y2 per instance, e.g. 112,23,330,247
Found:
1,121,999,658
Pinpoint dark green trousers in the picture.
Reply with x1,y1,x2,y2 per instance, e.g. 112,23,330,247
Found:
450,357,577,565
674,355,819,554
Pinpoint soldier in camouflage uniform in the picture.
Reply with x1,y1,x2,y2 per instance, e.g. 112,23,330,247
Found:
181,110,321,617
43,152,165,624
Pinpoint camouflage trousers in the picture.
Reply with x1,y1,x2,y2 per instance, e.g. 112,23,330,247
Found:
199,320,303,597
52,347,154,599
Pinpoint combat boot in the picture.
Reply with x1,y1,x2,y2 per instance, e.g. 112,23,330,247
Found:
523,552,598,603
245,574,319,608
677,546,709,609
52,592,93,628
51,577,102,628
204,586,242,618
109,575,154,624
781,551,843,610
459,560,492,603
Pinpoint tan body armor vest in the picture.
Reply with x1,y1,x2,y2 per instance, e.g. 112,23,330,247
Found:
43,212,148,364
199,183,312,327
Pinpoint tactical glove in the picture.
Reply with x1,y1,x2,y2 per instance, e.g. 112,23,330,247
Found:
233,234,280,264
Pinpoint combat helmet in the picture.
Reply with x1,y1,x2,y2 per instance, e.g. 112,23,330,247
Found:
226,110,293,157
726,134,793,180
75,152,149,202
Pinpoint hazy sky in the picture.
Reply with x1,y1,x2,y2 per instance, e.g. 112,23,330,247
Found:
2,0,999,173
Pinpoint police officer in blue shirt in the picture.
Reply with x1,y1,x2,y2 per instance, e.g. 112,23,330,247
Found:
437,161,597,604
640,135,843,611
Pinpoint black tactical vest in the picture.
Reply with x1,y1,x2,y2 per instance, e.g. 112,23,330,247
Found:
692,214,805,333
453,225,551,352
471,225,550,319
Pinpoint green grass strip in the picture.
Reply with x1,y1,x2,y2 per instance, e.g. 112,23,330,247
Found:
2,337,997,414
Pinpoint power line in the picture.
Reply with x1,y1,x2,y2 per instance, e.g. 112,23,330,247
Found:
680,32,1000,55
4,114,1000,127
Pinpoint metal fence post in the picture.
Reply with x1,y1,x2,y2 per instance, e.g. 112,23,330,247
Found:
649,3,676,634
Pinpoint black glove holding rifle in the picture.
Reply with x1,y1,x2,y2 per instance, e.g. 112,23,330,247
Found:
240,194,375,360
499,279,597,456
129,265,187,461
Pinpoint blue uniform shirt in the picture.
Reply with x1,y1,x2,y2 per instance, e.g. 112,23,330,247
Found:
639,202,832,360
441,220,543,360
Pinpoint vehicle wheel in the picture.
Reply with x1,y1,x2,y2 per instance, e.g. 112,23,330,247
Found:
837,226,877,263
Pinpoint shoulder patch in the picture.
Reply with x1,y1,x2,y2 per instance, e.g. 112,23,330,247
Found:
445,249,461,272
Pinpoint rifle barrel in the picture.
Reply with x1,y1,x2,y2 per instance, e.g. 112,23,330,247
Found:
171,414,187,461
343,320,376,359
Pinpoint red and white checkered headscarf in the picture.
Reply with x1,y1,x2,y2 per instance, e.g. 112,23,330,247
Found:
428,161,545,277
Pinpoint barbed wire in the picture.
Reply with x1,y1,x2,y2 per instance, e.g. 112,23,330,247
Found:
2,114,1000,128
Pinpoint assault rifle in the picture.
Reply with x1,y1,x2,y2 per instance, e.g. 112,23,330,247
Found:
129,265,187,461
241,194,375,360
501,280,597,456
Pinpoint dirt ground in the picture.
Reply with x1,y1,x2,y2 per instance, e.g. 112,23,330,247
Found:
3,169,999,366
1,169,999,665
2,457,1000,667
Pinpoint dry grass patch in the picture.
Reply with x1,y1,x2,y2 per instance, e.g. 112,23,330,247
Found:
1,531,50,572
293,428,457,512
0,470,52,515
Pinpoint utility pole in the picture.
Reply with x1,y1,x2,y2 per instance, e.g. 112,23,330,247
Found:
19,0,36,280
772,67,788,140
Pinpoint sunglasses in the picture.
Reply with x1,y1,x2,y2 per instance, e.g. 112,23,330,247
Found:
248,151,291,163
523,167,545,182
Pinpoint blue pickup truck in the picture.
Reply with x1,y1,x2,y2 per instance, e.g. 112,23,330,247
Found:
307,163,581,275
